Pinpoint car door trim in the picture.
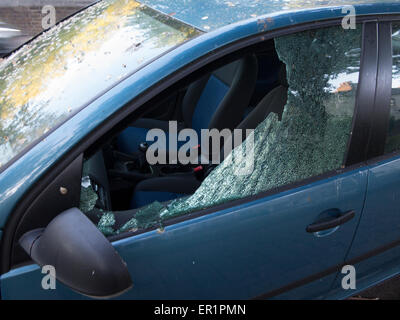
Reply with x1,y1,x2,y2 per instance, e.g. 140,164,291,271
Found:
344,22,378,166
366,21,393,158
367,22,393,159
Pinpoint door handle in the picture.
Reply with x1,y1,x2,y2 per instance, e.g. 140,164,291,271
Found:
306,210,355,233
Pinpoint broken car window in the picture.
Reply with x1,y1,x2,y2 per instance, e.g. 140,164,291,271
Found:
86,25,361,236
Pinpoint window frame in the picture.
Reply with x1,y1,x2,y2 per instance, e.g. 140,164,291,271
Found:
344,22,379,166
2,14,394,274
366,20,400,165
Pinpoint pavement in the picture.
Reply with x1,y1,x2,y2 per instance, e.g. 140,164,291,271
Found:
351,275,400,300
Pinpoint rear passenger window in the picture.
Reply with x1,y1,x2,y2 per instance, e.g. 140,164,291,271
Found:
385,24,400,153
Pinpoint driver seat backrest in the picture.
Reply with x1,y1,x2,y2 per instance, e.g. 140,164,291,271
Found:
237,63,288,131
117,54,258,154
182,54,259,135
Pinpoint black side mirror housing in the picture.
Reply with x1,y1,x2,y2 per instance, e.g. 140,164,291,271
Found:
19,208,132,298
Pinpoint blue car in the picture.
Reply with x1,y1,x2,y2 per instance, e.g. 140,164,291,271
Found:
1,0,400,300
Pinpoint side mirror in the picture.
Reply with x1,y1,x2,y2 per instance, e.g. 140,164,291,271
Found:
19,208,132,298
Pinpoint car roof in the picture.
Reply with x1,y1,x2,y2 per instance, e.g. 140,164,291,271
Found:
141,0,399,31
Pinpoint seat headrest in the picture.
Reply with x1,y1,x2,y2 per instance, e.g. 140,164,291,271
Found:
212,54,258,87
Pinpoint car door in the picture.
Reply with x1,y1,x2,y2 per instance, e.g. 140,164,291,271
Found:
0,168,368,300
1,23,370,300
328,21,400,298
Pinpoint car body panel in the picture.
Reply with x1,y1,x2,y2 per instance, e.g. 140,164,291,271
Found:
327,154,400,298
348,155,400,257
1,166,368,299
141,0,398,31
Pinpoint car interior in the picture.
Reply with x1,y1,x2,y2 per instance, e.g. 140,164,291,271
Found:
79,39,289,236
78,24,359,239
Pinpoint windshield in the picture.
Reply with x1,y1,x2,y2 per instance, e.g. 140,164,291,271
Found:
0,0,200,169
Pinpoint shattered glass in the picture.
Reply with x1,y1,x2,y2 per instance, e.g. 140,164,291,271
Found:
0,0,200,169
98,211,117,236
79,160,98,213
100,26,361,236
385,24,400,153
120,201,165,231
80,160,115,235
79,178,99,213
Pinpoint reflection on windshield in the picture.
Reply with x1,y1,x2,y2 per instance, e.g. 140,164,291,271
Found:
0,0,200,169
93,25,361,236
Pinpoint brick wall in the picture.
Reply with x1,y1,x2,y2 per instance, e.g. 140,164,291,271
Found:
0,1,94,37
